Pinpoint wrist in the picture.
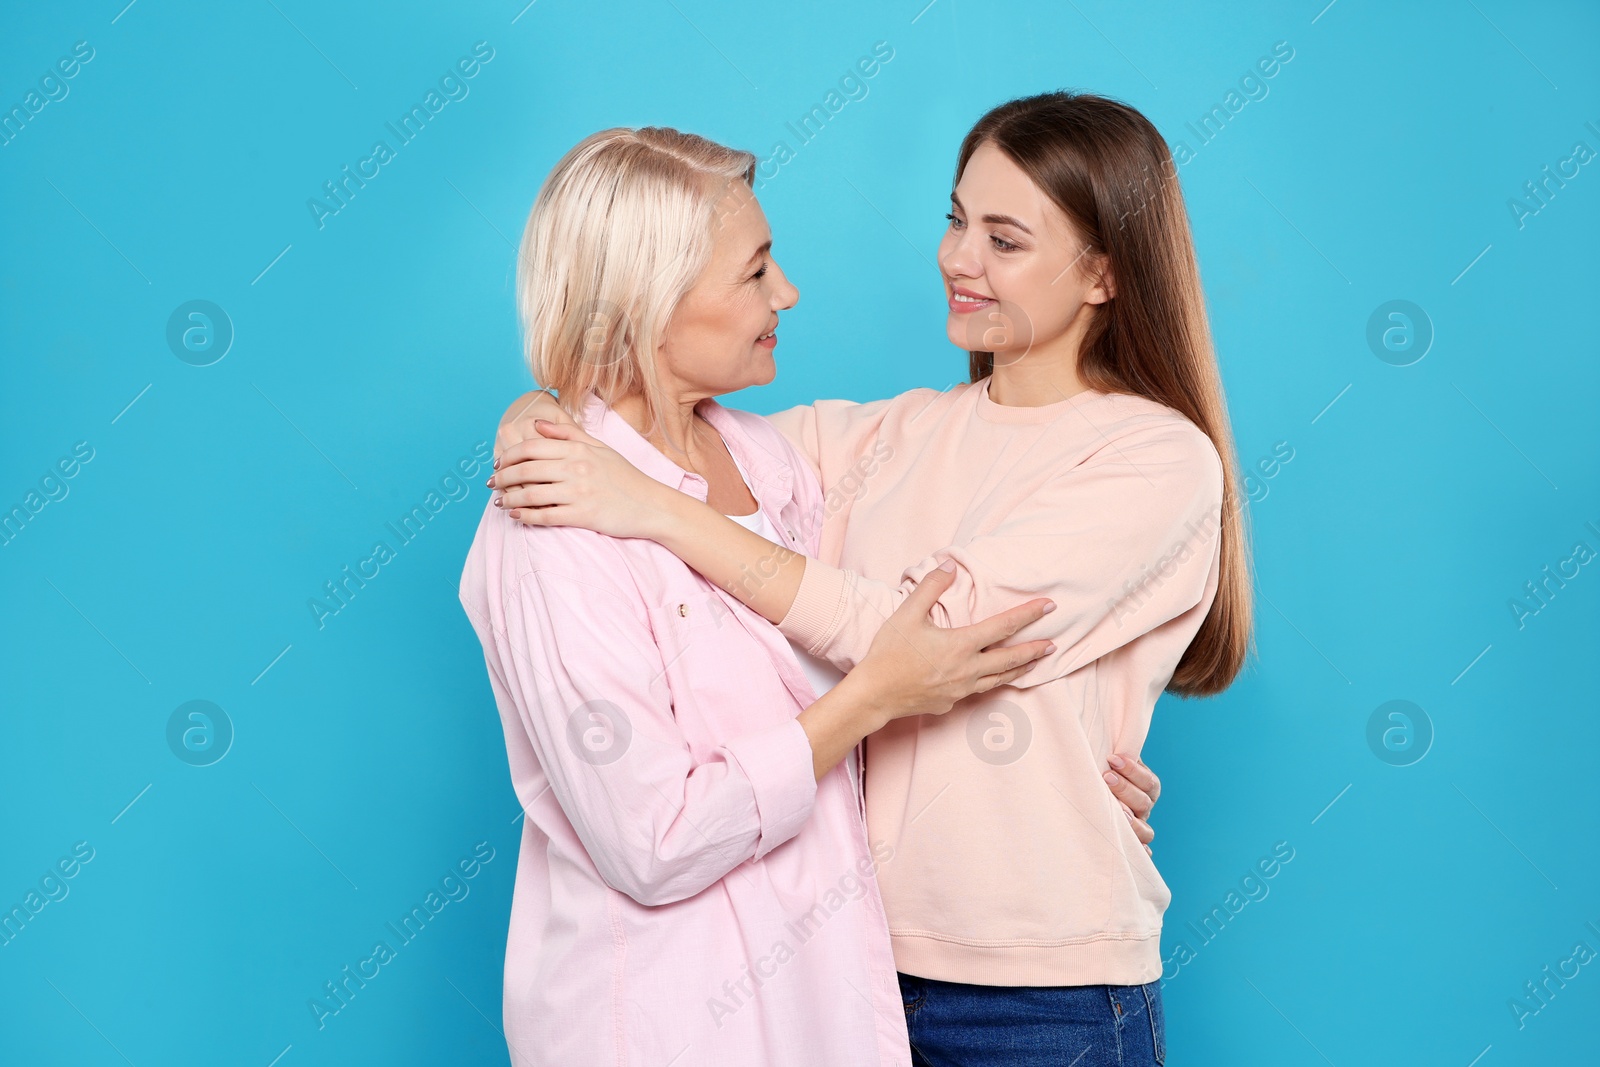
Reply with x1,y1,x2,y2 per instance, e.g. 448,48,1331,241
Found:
639,478,688,543
833,668,895,735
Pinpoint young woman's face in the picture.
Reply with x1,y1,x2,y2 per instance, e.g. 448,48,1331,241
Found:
657,182,799,398
937,141,1113,364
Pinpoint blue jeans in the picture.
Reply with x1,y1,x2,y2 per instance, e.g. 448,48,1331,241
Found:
898,973,1166,1066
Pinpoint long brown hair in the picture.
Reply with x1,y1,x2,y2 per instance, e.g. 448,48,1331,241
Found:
956,91,1253,696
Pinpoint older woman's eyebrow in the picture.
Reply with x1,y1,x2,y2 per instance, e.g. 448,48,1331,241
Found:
745,239,773,266
950,193,1034,236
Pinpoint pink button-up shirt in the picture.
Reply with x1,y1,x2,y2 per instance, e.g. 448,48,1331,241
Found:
458,394,910,1067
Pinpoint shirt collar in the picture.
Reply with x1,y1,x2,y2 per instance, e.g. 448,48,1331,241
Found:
579,393,796,514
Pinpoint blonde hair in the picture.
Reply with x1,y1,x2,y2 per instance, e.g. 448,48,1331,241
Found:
516,126,757,429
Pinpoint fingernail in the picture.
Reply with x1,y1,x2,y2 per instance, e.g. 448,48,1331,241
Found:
492,456,501,470
1042,601,1056,613
1044,642,1056,654
1103,771,1119,786
937,559,956,572
485,476,495,488
493,497,503,508
1108,754,1126,770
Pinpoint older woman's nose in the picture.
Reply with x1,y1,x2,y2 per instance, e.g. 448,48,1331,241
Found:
774,271,799,310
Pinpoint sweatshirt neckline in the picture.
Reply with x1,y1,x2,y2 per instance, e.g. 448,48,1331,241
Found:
974,376,1110,424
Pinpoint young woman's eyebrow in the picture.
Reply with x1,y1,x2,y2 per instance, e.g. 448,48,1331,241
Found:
950,193,1034,236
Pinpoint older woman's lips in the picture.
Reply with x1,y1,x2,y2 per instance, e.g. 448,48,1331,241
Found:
756,331,777,348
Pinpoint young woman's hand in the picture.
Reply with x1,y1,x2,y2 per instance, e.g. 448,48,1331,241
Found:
489,420,670,540
845,560,1056,726
495,389,573,461
1104,754,1161,854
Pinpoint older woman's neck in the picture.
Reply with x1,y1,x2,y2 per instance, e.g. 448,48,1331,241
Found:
611,390,715,466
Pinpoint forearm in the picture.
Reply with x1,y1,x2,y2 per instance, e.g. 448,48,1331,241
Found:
794,673,888,781
646,485,808,625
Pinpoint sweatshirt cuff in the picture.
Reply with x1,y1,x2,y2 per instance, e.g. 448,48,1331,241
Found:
778,557,852,658
722,718,817,861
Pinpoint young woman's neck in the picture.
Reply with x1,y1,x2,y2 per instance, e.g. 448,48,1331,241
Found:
985,304,1095,407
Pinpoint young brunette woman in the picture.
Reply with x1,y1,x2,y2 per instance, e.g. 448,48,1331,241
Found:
490,93,1250,1066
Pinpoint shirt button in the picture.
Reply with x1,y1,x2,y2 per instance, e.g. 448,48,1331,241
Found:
678,603,688,617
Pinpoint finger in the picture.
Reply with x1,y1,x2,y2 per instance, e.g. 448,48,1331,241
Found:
1108,753,1161,805
532,419,592,442
490,457,571,492
975,638,1054,679
983,663,1035,690
1103,769,1154,822
496,390,564,449
891,561,957,621
496,437,574,470
1117,801,1155,847
504,388,571,427
497,484,572,511
961,597,1055,653
507,505,566,526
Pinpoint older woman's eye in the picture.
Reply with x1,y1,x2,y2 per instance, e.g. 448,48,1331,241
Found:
752,263,768,280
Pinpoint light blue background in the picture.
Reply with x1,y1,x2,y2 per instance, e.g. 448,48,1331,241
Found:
3,1,1596,1064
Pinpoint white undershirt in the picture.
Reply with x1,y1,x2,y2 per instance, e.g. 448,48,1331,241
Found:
722,449,860,798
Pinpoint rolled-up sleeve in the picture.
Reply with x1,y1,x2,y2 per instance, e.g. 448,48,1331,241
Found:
775,420,1226,687
495,564,817,906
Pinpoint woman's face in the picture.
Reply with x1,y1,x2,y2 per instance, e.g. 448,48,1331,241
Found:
937,141,1114,364
656,182,799,399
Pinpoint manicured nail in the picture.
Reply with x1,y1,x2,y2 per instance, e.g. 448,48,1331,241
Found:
492,456,501,470
1103,771,1120,787
485,476,495,488
493,497,503,508
1042,601,1056,613
937,559,956,572
1043,642,1056,654
1108,754,1126,770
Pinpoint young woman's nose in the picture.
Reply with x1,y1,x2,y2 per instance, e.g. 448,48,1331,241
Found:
939,232,981,282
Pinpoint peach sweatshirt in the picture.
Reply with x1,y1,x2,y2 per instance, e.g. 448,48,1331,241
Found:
766,378,1225,986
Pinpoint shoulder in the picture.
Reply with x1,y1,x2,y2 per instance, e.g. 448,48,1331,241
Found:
461,498,647,616
1084,393,1224,492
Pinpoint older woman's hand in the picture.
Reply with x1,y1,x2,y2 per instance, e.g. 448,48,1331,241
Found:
489,420,670,540
846,561,1057,726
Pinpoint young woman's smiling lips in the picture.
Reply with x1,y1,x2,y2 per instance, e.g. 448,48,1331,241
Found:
947,284,997,314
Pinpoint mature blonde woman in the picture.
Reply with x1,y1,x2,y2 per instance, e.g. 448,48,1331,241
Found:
491,92,1247,1066
457,127,1156,1067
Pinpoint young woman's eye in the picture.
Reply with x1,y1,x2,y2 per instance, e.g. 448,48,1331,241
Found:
991,235,1019,252
944,212,965,229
